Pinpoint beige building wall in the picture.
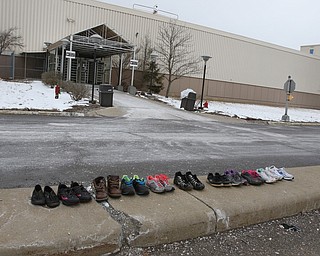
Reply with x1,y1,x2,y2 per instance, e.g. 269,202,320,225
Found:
1,0,320,108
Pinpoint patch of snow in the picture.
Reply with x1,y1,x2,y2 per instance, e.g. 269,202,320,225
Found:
154,94,320,123
0,80,88,111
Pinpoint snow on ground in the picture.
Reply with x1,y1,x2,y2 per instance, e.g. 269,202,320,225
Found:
0,80,88,111
0,80,320,122
155,95,320,123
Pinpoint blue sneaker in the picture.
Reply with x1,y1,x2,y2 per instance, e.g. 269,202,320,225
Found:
121,175,135,195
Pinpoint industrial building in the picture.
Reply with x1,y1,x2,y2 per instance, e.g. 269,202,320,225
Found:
1,0,319,109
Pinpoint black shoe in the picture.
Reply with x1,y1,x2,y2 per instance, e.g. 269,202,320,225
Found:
132,175,149,196
71,182,92,203
186,171,205,190
207,173,232,187
44,186,60,208
174,172,193,191
31,184,45,205
57,183,80,206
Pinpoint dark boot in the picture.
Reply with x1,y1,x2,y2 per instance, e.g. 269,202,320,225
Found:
92,176,108,202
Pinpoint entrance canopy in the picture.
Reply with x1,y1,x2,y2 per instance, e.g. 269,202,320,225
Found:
48,24,134,58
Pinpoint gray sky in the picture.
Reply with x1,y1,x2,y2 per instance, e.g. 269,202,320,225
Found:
99,0,319,50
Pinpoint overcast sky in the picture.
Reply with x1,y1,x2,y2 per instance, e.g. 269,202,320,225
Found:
99,0,319,50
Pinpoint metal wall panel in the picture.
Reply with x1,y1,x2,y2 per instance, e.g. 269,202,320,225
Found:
1,0,320,95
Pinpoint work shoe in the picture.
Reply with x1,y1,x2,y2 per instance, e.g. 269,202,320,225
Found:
57,183,80,206
224,170,242,186
120,175,135,195
146,175,165,193
173,172,193,191
107,175,122,198
256,168,277,184
241,170,264,186
185,171,205,190
92,176,108,202
44,186,60,208
31,184,46,206
207,172,232,187
276,167,294,181
155,174,175,192
265,166,284,181
132,175,150,195
71,182,92,203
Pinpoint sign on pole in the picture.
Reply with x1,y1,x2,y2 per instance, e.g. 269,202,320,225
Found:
284,77,296,93
66,50,76,59
282,76,296,122
130,59,138,67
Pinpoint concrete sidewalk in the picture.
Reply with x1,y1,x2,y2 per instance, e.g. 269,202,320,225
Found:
1,166,320,255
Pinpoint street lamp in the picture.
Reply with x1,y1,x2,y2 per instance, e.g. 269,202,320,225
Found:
150,50,158,92
90,34,102,103
199,55,211,110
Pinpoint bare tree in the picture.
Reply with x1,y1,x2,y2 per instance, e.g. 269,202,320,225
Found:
112,35,152,89
0,27,24,55
156,22,200,98
140,35,153,88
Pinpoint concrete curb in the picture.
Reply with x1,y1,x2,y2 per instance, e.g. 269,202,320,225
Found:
0,166,320,255
0,109,85,117
0,106,126,118
0,187,121,256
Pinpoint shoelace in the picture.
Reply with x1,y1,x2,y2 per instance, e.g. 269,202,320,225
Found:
176,175,187,184
249,171,260,178
148,176,163,187
109,179,119,188
157,174,169,184
61,187,75,197
154,178,164,188
187,174,198,185
96,181,106,191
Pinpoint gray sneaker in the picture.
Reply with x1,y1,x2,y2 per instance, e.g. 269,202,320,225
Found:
224,170,242,186
146,175,165,193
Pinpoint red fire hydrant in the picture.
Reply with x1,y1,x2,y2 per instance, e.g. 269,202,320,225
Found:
55,84,60,99
203,100,209,108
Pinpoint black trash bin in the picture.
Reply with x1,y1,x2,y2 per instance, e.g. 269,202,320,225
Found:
99,84,113,107
180,92,196,111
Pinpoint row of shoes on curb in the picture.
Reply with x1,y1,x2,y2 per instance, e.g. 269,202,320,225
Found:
31,166,293,205
31,182,91,208
207,166,294,187
92,174,176,201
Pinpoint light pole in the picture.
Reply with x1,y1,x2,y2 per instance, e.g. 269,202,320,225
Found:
150,50,158,93
67,34,73,81
90,34,102,103
199,55,211,110
129,46,137,95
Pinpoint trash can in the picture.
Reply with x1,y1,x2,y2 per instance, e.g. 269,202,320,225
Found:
180,92,196,111
99,84,113,107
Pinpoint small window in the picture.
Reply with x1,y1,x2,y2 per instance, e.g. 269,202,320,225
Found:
310,49,314,54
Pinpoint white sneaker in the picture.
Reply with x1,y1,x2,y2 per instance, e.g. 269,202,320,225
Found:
256,168,277,183
265,166,283,181
276,167,294,181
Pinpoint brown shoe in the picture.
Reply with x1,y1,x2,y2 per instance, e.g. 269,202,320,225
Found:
107,175,122,198
92,176,108,202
